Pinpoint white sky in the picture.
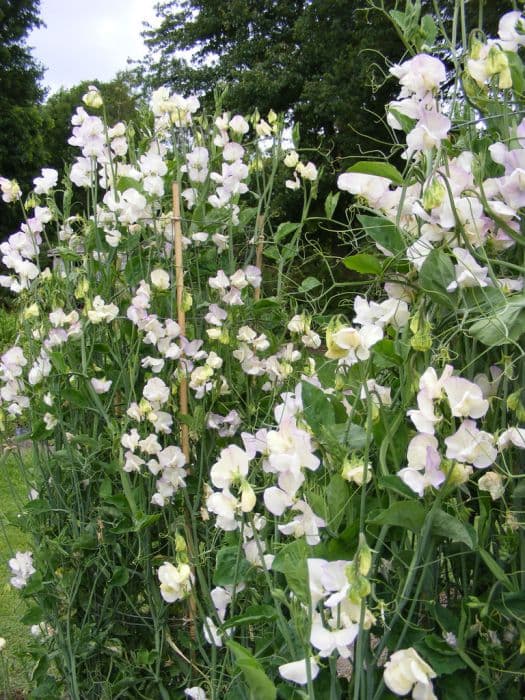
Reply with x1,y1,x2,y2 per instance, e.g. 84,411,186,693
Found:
28,0,160,95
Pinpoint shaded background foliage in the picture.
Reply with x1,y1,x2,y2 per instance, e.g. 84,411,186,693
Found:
0,0,47,241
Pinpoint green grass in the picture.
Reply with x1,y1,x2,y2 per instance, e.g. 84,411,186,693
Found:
0,447,33,697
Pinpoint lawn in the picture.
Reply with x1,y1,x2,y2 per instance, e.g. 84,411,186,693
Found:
0,446,33,698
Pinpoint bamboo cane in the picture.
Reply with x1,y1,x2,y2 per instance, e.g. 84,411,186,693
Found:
172,182,196,641
254,213,265,302
172,182,190,463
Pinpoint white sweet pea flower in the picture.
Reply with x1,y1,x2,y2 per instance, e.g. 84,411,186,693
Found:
446,248,491,291
337,172,391,209
443,376,489,419
87,296,119,324
390,54,446,98
278,500,326,545
278,658,320,685
444,420,497,468
296,161,318,181
228,114,249,134
185,688,208,700
90,377,112,394
206,489,239,531
143,377,170,407
284,150,299,168
383,647,436,698
157,562,193,603
210,445,250,490
8,551,36,589
203,617,223,646
33,168,58,194
498,426,525,449
151,268,170,290
407,390,440,435
310,616,359,658
44,412,57,430
478,471,505,500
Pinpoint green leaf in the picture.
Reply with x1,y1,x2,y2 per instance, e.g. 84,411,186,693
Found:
389,9,408,32
469,295,525,346
369,501,426,532
431,510,476,550
346,160,404,185
436,671,474,700
387,107,417,133
274,221,300,243
478,549,516,592
272,539,309,603
222,605,278,630
415,637,466,675
62,386,88,408
21,606,43,625
329,422,368,450
378,475,418,499
324,191,340,219
494,591,525,621
420,14,438,47
372,339,402,368
326,474,349,531
419,248,456,308
507,51,525,95
23,570,43,595
133,512,162,531
49,351,68,373
263,244,280,261
298,276,321,292
357,214,405,255
301,381,335,437
117,176,144,193
213,546,250,586
343,253,383,275
110,566,130,588
226,640,277,700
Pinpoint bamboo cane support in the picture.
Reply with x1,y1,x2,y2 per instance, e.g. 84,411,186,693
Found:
172,182,190,463
172,182,196,640
254,213,265,302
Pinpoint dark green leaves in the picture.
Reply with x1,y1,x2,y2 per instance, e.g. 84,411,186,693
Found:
346,161,404,185
419,248,456,308
357,214,405,256
226,640,277,700
343,253,383,275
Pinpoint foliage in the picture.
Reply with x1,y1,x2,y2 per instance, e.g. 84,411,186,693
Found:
41,75,141,176
0,0,47,240
0,2,525,699
140,0,406,163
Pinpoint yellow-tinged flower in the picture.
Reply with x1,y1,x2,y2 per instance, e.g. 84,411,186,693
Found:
22,303,39,320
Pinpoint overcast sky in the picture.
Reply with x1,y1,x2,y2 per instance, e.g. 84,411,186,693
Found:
28,0,160,95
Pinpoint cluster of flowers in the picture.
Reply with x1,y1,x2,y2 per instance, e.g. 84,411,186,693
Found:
325,293,410,367
8,551,36,589
338,13,525,298
0,186,54,292
206,384,325,544
398,364,525,498
466,11,525,89
283,149,319,190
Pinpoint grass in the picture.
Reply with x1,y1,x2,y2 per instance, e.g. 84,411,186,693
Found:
0,445,33,698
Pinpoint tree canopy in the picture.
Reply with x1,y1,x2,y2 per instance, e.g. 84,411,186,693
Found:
141,0,406,164
41,76,140,175
0,0,47,238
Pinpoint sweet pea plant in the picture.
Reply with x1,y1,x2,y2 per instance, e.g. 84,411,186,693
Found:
1,2,525,698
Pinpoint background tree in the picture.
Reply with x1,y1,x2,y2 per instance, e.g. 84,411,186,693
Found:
41,75,141,176
0,0,48,240
140,0,405,167
140,0,513,165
